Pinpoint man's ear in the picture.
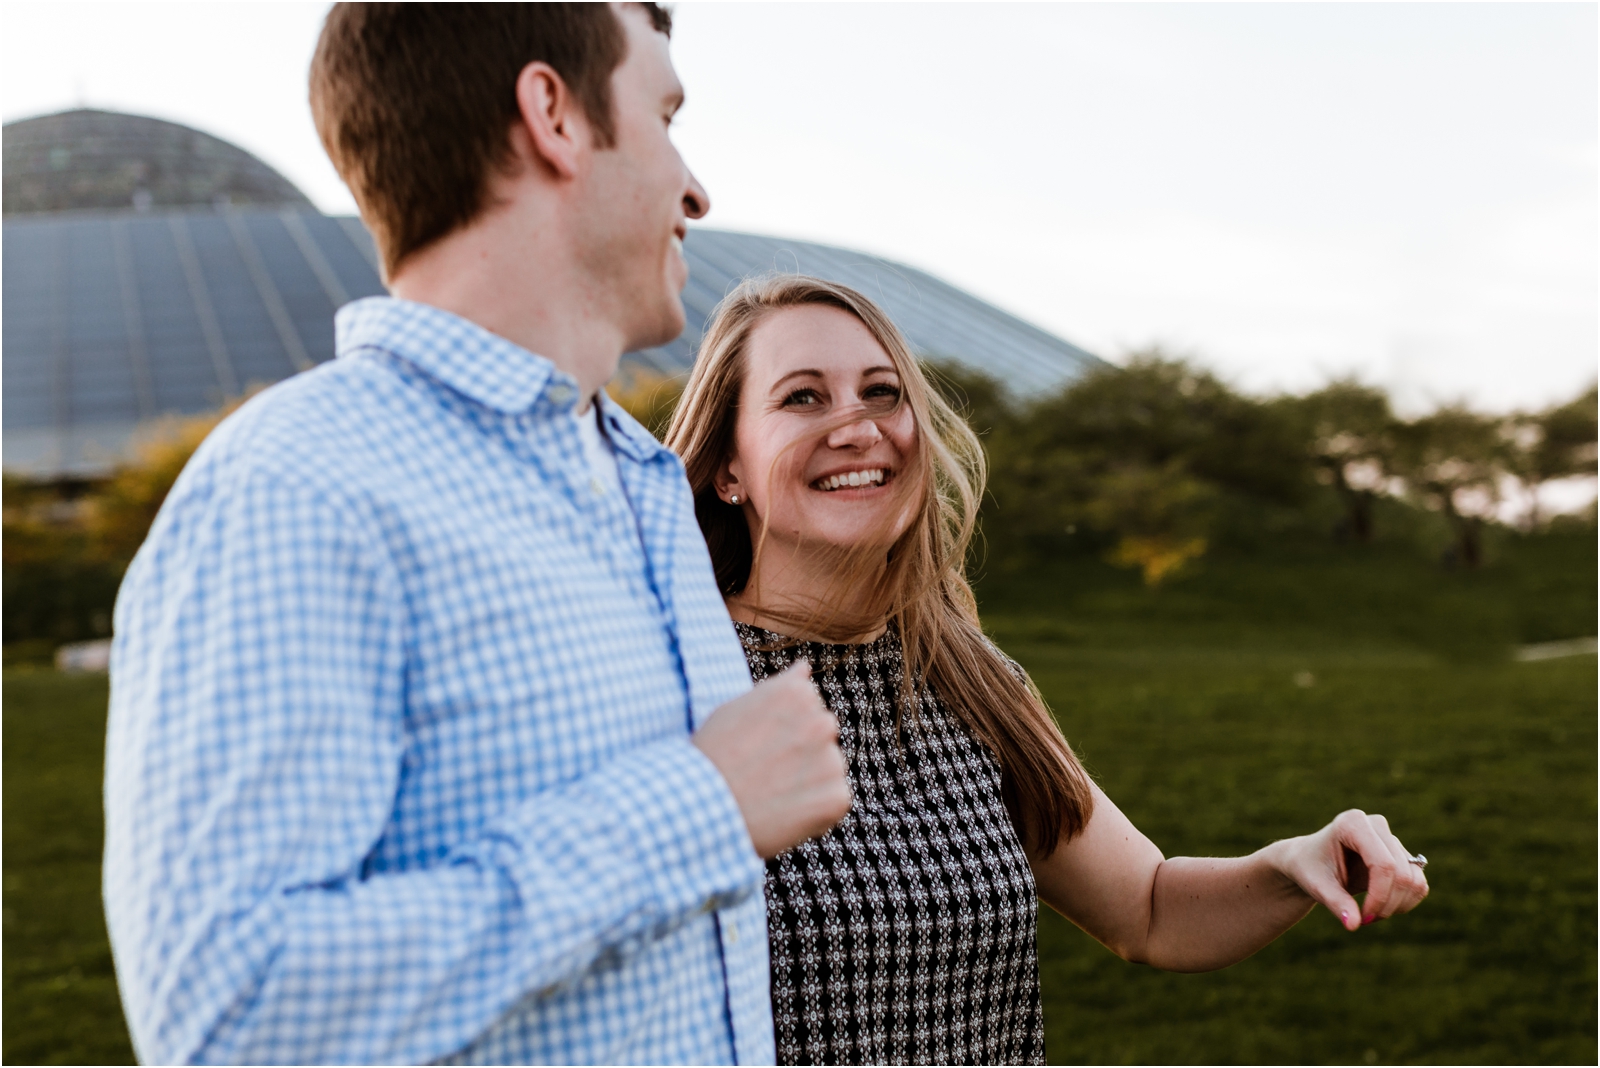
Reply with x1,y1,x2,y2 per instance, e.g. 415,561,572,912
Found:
513,61,588,180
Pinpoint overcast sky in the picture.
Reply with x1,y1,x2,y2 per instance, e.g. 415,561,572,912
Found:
4,2,1595,414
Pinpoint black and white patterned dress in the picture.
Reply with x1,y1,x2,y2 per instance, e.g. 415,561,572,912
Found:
736,622,1046,1066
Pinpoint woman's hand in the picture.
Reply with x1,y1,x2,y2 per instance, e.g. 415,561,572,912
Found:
1267,809,1430,932
1034,792,1432,971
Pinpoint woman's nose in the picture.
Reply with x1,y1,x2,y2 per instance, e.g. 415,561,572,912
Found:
827,416,884,449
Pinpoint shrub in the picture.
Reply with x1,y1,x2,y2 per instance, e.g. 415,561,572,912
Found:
2,406,236,649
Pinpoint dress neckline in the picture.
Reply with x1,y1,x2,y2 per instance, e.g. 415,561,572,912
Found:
732,619,896,654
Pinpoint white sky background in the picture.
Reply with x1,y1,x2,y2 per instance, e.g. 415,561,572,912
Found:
3,2,1596,416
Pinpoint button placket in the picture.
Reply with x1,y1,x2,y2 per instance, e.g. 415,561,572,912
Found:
569,429,659,616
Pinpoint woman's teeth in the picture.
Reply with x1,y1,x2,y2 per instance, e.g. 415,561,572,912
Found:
816,469,886,491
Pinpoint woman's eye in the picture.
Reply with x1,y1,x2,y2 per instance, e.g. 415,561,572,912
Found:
864,384,901,405
782,389,822,407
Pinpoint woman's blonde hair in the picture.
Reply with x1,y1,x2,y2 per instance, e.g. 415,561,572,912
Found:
665,274,1094,853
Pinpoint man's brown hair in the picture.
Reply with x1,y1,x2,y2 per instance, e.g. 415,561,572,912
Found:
310,3,672,278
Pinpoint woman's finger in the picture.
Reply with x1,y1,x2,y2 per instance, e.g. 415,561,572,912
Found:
1365,816,1415,920
1390,834,1429,915
1300,861,1364,932
1382,827,1430,916
1368,815,1410,919
1367,815,1431,919
1335,810,1400,924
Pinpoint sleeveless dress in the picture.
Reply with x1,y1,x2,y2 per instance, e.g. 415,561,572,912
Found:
735,622,1046,1066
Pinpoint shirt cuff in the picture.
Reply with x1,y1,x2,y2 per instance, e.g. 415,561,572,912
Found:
612,738,765,915
515,737,764,925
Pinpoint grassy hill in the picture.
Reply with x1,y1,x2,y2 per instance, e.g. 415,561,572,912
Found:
4,529,1594,1064
978,528,1596,1064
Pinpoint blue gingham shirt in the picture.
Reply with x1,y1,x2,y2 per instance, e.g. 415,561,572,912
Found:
103,297,774,1065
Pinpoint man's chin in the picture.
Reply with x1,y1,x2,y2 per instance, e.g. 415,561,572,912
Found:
625,297,687,353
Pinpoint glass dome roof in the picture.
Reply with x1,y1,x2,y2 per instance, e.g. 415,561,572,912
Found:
2,111,1103,479
3,108,313,216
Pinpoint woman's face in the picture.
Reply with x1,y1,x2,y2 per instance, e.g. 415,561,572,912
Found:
720,304,920,555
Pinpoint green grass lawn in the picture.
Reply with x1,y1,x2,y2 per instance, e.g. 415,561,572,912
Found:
980,529,1597,1064
1018,647,1593,1065
4,669,135,1065
4,530,1595,1064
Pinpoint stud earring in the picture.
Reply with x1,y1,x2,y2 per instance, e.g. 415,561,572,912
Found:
730,494,741,505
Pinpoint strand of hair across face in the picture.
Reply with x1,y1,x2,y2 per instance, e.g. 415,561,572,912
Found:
665,274,1097,854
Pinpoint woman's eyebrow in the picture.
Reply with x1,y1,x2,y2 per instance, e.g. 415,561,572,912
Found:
770,369,824,393
769,365,899,394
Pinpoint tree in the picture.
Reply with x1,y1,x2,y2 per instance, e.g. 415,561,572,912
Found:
1510,385,1598,528
2,475,123,646
1292,380,1397,543
924,358,1017,441
606,368,685,440
1393,407,1510,568
4,398,251,649
1084,459,1217,586
87,404,240,568
984,353,1311,582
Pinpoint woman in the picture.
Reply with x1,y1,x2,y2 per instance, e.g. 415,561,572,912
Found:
664,276,1429,1066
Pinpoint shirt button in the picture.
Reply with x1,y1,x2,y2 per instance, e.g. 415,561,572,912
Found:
589,477,604,496
725,919,739,945
547,383,574,406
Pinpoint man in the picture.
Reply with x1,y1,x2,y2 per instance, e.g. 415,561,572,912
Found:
102,5,851,1063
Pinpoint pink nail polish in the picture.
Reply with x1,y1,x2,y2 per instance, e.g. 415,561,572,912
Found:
1361,914,1376,926
1340,910,1352,928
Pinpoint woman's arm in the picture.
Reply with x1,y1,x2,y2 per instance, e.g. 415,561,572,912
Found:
1030,784,1429,972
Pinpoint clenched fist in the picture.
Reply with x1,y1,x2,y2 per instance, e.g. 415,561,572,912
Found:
693,660,852,858
1274,808,1430,930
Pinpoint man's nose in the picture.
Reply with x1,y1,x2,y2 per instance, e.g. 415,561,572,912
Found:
683,171,710,220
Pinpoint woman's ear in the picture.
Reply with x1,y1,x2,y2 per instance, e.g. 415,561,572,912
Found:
713,454,744,504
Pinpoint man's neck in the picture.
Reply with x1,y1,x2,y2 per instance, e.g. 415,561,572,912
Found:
387,201,625,404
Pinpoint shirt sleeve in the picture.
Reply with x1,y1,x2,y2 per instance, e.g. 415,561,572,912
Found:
103,460,763,1065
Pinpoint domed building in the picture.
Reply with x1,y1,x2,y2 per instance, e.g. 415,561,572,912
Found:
3,110,384,477
4,109,315,216
2,108,1102,479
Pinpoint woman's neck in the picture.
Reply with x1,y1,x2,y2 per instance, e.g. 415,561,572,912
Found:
727,542,889,644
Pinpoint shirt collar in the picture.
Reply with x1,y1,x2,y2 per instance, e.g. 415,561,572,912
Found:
595,390,673,464
336,297,672,463
336,297,561,414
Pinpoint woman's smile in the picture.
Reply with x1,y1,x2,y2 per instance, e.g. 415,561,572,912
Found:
811,466,892,493
717,302,920,554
